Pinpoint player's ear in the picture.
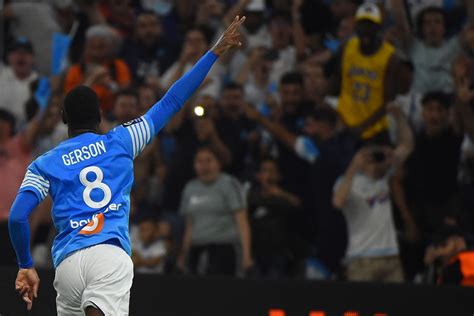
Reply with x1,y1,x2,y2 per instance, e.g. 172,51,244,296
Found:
61,109,68,124
98,109,102,123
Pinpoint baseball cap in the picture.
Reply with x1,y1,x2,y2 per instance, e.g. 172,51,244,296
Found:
355,3,382,25
9,37,34,54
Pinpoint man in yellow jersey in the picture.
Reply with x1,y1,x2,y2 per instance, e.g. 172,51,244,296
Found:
329,3,400,142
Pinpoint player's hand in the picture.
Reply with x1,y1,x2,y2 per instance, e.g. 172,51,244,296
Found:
15,268,40,311
211,15,246,56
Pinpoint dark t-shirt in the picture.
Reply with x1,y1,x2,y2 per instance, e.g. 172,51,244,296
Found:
215,114,258,179
405,128,463,205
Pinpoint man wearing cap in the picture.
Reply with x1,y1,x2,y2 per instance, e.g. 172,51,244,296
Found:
0,38,38,127
329,3,399,142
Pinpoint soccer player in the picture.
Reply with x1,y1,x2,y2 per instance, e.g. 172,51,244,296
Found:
8,16,246,316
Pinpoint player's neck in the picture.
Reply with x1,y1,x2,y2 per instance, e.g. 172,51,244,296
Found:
68,128,99,138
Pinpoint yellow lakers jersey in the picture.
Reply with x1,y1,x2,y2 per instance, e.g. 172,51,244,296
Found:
338,37,394,139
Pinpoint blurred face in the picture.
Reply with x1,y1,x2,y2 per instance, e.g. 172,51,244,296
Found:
136,14,162,46
7,49,34,79
139,220,157,245
257,160,280,186
337,16,355,40
138,86,156,114
270,18,291,49
280,83,303,113
421,11,445,46
465,26,474,52
304,65,327,97
185,30,207,57
356,20,381,50
422,100,449,135
114,95,138,123
243,11,264,33
85,37,112,63
330,0,357,19
220,88,244,117
194,149,221,183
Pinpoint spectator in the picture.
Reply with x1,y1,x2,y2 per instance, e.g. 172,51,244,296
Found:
247,158,301,277
162,97,231,212
161,26,220,97
132,215,170,274
390,0,474,93
0,106,48,265
0,38,38,127
244,105,358,271
393,91,474,244
177,147,253,276
64,24,131,113
5,1,61,75
329,3,400,142
105,88,139,129
120,10,178,87
236,46,276,108
215,82,259,179
424,225,474,286
332,105,414,282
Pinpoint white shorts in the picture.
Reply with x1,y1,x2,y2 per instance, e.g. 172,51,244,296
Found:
54,244,134,316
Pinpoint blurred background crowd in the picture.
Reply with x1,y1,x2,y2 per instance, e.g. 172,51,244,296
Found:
1,0,474,286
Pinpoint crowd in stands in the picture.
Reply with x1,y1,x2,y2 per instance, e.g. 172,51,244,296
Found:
2,0,474,286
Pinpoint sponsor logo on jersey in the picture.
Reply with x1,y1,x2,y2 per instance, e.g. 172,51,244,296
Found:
70,203,123,235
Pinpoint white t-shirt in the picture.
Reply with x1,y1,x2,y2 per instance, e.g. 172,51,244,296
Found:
334,172,399,261
0,65,38,127
133,238,167,274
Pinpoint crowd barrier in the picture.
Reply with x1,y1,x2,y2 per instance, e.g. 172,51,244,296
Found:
1,267,473,316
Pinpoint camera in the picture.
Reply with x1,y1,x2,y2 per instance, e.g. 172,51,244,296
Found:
371,149,386,162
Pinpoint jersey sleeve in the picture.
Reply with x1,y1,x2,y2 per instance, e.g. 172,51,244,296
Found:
111,115,155,159
18,160,50,202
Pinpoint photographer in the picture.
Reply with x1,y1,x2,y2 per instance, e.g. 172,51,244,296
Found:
332,105,414,282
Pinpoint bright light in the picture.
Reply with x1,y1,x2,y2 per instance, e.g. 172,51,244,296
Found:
194,106,205,117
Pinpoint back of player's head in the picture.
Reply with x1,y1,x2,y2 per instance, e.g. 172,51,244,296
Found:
63,86,101,129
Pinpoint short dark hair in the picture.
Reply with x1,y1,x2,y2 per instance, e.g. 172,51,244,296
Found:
63,86,101,129
0,109,16,135
187,25,214,45
308,107,338,127
421,91,452,109
195,146,221,165
223,81,243,92
280,71,304,86
416,6,446,39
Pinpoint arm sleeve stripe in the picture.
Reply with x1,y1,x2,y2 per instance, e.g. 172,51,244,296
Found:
126,126,137,157
137,122,148,151
24,172,49,187
130,124,143,153
143,119,151,144
20,181,47,199
21,177,49,191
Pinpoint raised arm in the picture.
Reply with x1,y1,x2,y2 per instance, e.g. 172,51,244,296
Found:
390,0,414,49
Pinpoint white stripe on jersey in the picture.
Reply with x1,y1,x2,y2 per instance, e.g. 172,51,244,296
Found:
20,171,50,199
20,181,48,198
126,127,137,157
124,117,153,158
25,171,49,187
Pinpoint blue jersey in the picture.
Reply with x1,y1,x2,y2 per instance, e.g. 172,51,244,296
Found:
19,116,154,267
11,51,218,268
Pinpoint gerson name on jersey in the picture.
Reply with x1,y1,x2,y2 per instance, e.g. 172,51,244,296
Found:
62,141,107,166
